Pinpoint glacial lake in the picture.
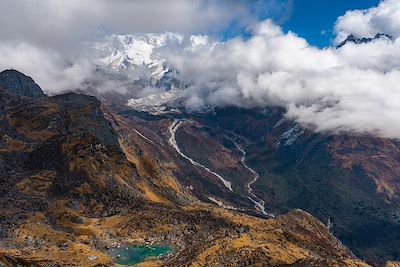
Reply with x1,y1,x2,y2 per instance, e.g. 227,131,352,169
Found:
109,245,172,266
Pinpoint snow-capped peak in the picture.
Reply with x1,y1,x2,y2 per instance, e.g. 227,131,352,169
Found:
93,32,212,86
94,32,184,84
92,32,214,114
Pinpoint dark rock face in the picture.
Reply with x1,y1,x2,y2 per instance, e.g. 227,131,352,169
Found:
0,69,45,98
52,92,120,147
337,33,394,48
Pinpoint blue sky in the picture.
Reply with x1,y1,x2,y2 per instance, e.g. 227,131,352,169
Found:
223,0,381,47
282,0,380,47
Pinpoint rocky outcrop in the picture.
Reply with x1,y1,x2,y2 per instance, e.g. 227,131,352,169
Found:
0,69,45,98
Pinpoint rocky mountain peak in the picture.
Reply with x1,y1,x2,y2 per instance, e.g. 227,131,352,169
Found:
0,69,45,98
337,33,394,48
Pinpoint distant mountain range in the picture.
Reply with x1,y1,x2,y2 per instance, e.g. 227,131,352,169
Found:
91,32,398,116
1,32,400,266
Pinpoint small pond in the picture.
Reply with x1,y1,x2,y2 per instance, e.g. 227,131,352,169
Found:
108,245,172,266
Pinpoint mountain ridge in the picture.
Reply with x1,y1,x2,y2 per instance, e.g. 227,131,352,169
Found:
0,69,45,99
0,70,371,266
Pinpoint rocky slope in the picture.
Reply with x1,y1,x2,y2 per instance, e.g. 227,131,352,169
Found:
179,107,400,266
111,103,400,265
0,70,369,266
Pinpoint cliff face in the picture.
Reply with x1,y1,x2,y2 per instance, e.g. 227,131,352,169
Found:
0,72,368,266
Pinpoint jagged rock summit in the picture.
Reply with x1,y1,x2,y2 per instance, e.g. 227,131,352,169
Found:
0,69,45,98
337,33,394,48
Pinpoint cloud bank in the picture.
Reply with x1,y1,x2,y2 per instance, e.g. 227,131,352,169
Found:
0,0,290,92
0,0,289,49
335,0,400,42
164,17,400,138
1,0,400,139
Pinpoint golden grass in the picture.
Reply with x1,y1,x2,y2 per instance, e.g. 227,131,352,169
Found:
75,182,93,194
120,138,188,203
385,262,400,267
138,182,170,204
16,171,56,197
0,135,27,152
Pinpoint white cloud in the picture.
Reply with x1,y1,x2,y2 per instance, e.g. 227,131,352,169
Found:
0,42,93,93
0,0,289,50
335,0,400,43
163,19,400,138
0,0,292,95
2,0,400,139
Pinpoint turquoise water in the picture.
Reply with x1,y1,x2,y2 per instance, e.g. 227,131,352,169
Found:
109,245,172,266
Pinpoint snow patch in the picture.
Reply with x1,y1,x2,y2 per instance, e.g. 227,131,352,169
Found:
132,128,154,144
126,89,183,115
274,118,285,129
275,124,305,146
207,197,237,210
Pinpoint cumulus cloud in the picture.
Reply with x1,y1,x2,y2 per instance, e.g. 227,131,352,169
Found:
335,0,400,43
0,42,93,93
1,0,400,139
164,18,400,138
